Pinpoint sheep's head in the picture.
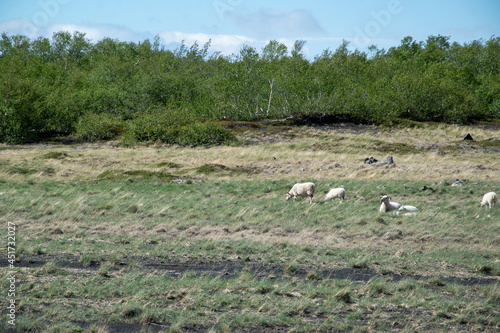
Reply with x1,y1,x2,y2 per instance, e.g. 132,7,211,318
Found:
380,195,391,203
286,191,292,201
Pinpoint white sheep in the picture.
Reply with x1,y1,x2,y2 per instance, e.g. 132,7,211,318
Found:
480,192,498,209
379,195,401,213
398,205,418,212
324,187,346,201
286,182,316,204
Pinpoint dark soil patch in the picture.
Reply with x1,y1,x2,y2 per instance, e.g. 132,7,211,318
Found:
69,321,291,333
11,254,498,286
72,321,174,333
291,113,369,126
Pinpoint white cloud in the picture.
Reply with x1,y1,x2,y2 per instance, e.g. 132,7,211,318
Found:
48,23,150,42
159,31,256,56
0,19,358,59
0,20,256,56
226,8,327,39
442,26,495,40
158,32,335,58
48,24,104,41
0,19,150,43
0,19,41,37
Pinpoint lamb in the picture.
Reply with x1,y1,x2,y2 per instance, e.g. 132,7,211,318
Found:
480,192,498,209
286,182,316,204
379,195,401,213
324,187,346,201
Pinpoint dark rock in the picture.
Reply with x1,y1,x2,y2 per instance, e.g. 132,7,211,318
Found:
419,185,435,192
50,228,64,235
385,155,396,167
364,156,395,167
463,133,474,141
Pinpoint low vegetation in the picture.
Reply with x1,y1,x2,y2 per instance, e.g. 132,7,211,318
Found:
0,123,498,332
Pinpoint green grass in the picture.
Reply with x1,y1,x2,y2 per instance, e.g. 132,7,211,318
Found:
0,124,498,332
1,179,498,269
4,257,498,331
195,163,260,176
0,177,498,332
96,169,177,182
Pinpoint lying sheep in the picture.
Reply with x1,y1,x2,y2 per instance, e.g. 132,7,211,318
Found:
379,195,401,213
286,182,316,204
398,205,418,212
324,187,346,201
397,205,418,215
481,192,498,209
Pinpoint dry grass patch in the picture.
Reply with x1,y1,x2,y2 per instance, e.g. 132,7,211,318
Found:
0,123,498,183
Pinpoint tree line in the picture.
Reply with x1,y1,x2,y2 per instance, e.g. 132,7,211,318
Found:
1,31,499,143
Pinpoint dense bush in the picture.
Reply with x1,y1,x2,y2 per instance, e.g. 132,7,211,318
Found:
123,110,192,143
122,110,234,146
178,122,236,146
1,32,499,143
75,113,124,141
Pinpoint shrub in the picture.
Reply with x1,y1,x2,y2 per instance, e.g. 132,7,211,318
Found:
178,122,235,146
123,110,235,147
123,110,192,143
0,104,41,143
75,113,124,141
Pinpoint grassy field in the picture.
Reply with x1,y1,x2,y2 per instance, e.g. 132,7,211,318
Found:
1,122,499,332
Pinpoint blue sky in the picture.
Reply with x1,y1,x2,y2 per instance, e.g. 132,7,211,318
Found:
1,0,499,59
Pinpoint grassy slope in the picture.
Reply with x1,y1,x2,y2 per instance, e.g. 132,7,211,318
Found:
0,123,499,332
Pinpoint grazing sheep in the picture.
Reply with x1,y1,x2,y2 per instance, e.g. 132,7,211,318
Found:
480,192,498,209
324,187,346,201
286,182,316,204
379,195,401,213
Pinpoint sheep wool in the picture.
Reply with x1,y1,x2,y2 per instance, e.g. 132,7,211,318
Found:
398,205,418,212
379,195,401,213
324,187,346,201
481,192,498,209
286,182,316,204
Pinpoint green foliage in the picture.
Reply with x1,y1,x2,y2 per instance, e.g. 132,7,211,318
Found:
178,121,235,146
123,110,191,143
1,32,500,144
75,113,124,141
123,111,234,146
